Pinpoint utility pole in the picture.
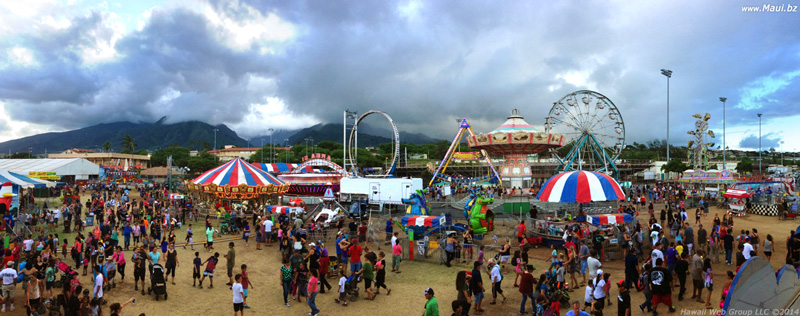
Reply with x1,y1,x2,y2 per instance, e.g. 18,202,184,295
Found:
269,128,274,164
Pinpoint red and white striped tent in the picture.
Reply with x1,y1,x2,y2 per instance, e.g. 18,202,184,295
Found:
723,188,751,199
401,215,445,227
192,158,285,187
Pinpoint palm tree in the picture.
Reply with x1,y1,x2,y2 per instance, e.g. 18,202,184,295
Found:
101,141,112,153
122,135,136,152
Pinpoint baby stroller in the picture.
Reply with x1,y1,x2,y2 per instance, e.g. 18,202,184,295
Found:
344,274,360,300
147,263,168,300
103,259,117,291
55,262,77,289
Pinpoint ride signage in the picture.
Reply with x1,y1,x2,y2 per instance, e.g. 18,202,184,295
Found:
28,171,59,180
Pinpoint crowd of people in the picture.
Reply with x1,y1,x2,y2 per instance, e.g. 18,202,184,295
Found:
2,180,798,316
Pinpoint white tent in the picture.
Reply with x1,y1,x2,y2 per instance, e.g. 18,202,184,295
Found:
0,159,99,180
0,170,57,188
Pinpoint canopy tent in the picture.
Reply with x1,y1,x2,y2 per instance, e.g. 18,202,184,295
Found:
186,157,289,199
250,163,319,174
0,170,58,188
723,188,751,199
586,213,632,226
0,158,99,180
401,215,445,227
537,170,626,203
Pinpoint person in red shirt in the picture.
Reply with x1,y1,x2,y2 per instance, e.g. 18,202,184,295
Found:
517,220,527,243
348,239,363,277
518,265,536,314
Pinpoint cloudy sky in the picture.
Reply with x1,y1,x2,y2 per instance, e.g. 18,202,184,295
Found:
1,0,798,153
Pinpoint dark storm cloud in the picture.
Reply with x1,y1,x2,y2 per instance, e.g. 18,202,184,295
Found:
1,0,800,146
1,7,276,130
739,133,782,150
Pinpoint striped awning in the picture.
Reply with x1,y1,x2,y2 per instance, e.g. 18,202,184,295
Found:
401,215,445,227
0,170,57,188
586,214,631,226
250,163,317,174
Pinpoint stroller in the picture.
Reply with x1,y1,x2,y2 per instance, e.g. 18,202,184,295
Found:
344,274,360,300
147,263,168,300
55,262,77,289
103,259,117,291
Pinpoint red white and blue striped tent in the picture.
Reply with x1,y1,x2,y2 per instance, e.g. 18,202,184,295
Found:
267,206,291,214
401,215,445,227
250,163,319,174
192,157,285,187
587,214,632,226
537,170,625,203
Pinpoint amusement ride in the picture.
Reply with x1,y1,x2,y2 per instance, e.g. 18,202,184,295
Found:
545,90,625,179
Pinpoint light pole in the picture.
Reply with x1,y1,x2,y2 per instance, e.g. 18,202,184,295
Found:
310,137,315,155
720,97,727,170
213,128,219,163
661,69,672,162
284,138,289,163
780,140,785,166
305,137,310,156
260,139,264,163
268,128,274,163
758,113,762,173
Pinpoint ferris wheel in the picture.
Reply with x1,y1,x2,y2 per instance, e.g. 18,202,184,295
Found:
544,90,625,178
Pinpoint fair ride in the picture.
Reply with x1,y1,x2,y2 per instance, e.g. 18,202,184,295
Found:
185,157,290,209
532,170,628,248
545,90,625,179
428,118,502,187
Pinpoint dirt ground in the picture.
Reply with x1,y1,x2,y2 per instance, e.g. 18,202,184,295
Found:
22,193,800,316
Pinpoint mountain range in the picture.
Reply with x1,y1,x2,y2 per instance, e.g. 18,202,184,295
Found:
0,119,443,154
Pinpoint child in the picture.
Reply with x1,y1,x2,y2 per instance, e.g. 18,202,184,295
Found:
391,240,402,273
536,295,548,316
335,270,348,306
192,252,201,287
232,274,245,316
556,261,565,289
62,239,68,258
185,224,194,250
477,245,485,269
240,264,254,309
160,238,168,254
198,252,219,289
374,252,391,295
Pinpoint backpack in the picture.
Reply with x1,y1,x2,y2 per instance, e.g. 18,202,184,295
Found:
542,307,558,316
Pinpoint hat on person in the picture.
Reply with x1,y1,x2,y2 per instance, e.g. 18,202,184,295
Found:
317,240,323,245
309,242,316,247
6,261,12,267
423,288,435,295
352,238,358,243
337,231,343,235
597,269,604,276
617,280,626,287
106,257,113,261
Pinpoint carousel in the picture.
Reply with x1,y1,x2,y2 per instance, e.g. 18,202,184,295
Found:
530,170,629,249
185,157,290,212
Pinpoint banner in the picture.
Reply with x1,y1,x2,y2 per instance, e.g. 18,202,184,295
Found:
28,171,59,180
453,151,482,161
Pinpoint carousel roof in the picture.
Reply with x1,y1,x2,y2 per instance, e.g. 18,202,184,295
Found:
489,109,538,134
192,157,285,187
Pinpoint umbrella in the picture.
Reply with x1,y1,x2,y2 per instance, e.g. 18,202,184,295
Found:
537,170,625,203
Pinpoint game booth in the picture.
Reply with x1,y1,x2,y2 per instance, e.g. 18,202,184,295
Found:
678,169,737,208
722,188,750,217
728,181,792,217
